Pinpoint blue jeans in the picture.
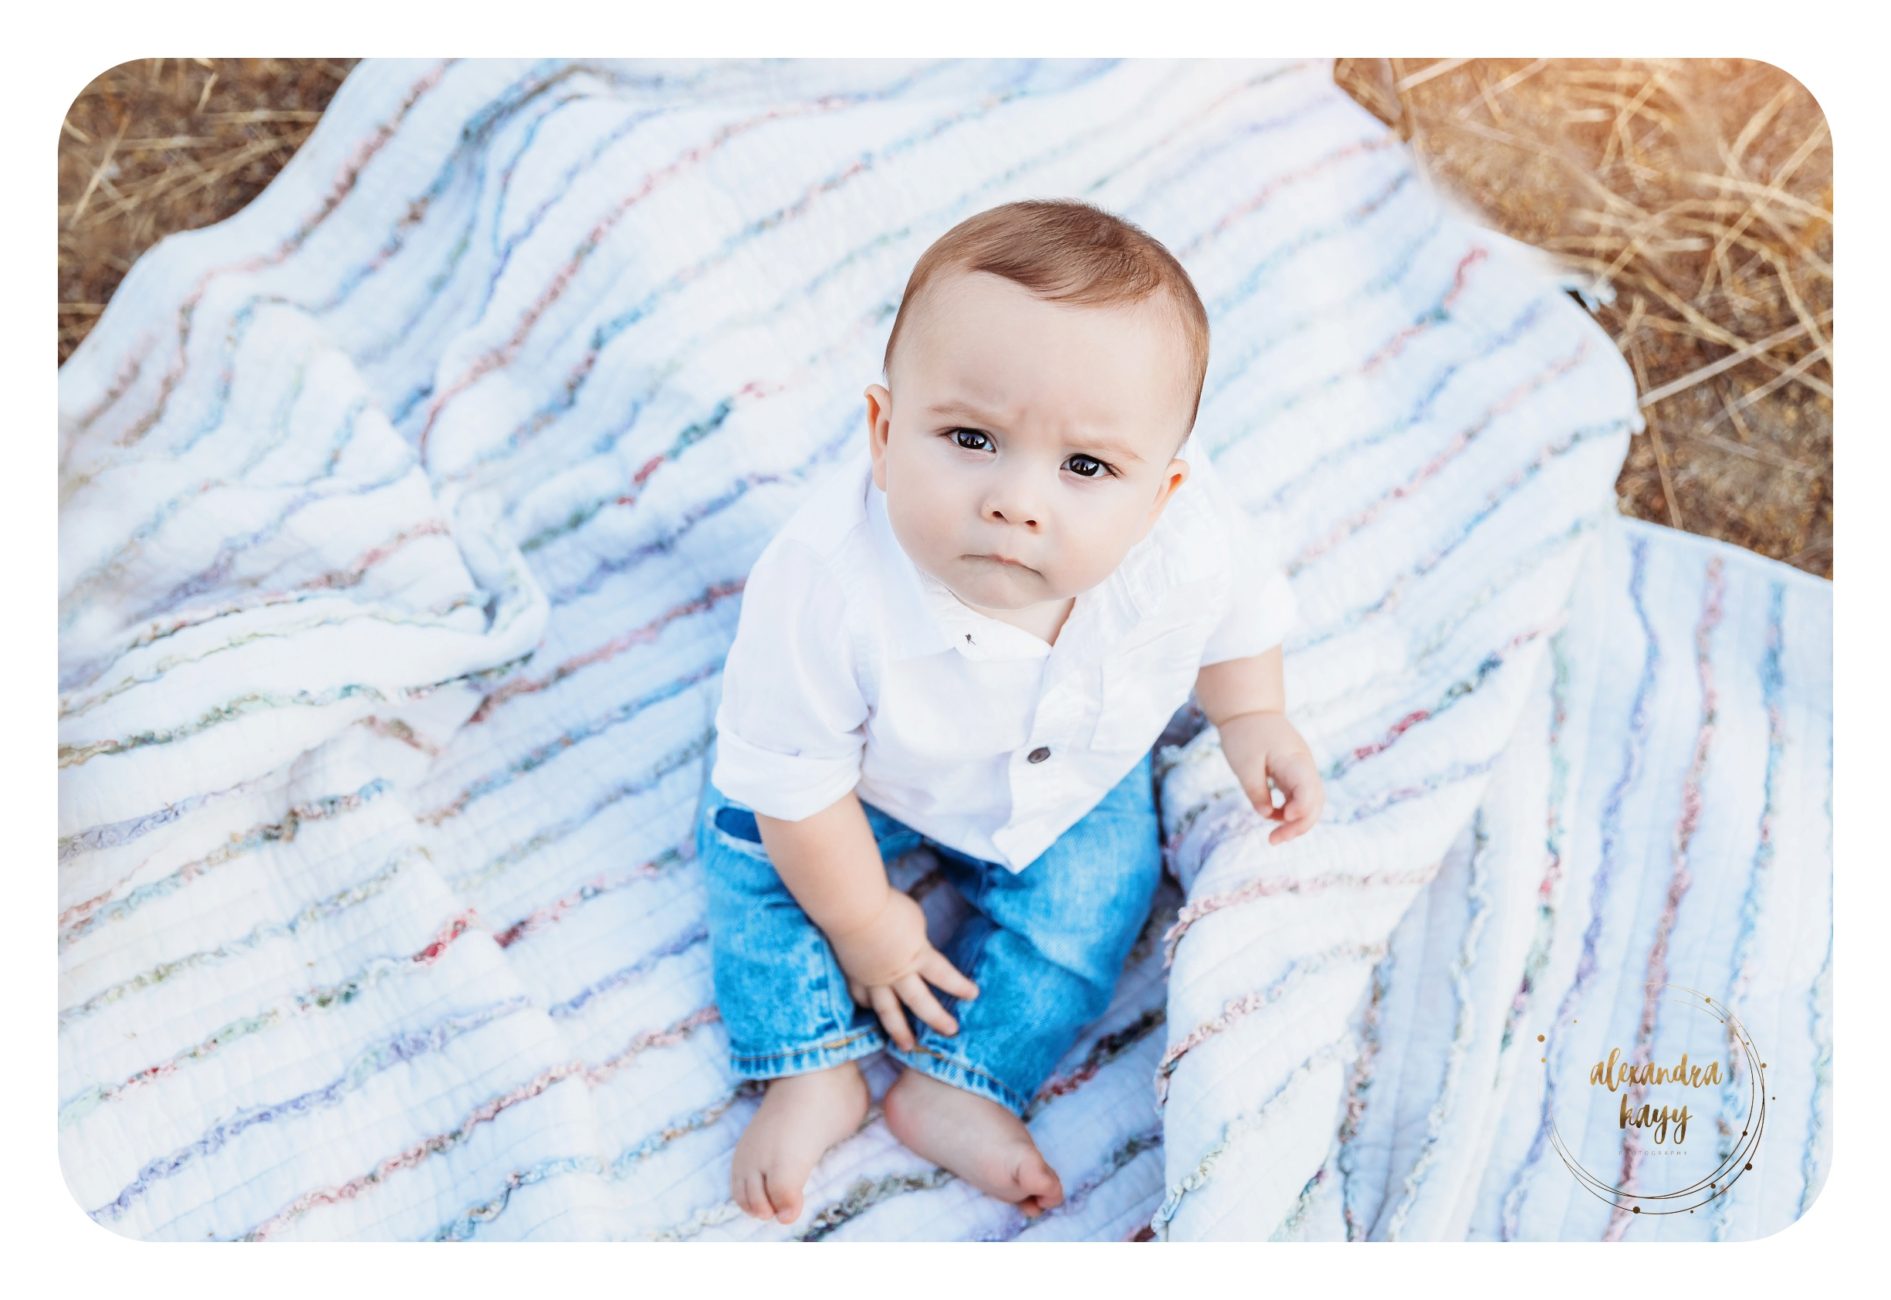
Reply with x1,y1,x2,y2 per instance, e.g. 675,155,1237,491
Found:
695,750,1163,1119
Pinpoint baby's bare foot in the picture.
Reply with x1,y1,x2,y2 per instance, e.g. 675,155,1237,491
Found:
882,1066,1065,1216
730,1060,871,1226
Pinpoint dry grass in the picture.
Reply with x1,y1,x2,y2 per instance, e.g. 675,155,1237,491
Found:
1336,58,1832,578
57,58,357,362
59,58,1833,579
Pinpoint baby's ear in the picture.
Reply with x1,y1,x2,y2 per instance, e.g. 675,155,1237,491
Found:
1135,461,1187,539
863,384,893,436
864,386,894,489
1159,458,1189,502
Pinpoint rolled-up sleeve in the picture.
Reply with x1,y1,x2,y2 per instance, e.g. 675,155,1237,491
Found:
1189,450,1299,667
711,538,869,820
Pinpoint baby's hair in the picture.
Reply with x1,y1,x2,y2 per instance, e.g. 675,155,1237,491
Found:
881,199,1210,449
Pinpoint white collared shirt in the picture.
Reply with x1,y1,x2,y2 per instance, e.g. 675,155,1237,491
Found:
710,438,1297,873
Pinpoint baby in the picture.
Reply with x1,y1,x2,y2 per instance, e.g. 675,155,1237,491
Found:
696,198,1324,1227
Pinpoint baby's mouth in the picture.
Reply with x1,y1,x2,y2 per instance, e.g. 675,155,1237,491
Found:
973,553,1032,572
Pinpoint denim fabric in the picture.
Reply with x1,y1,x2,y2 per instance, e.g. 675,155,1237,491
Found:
695,749,1163,1119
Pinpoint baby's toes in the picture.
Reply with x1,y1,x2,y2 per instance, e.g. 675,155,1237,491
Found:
741,1169,776,1221
1040,1177,1066,1212
766,1171,804,1225
1016,1152,1064,1213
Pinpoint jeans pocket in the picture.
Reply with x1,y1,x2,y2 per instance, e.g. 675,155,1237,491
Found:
713,804,763,845
700,792,775,862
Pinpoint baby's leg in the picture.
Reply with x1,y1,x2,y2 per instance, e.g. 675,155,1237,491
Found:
882,751,1165,1218
731,1059,871,1224
698,785,893,1226
882,1066,1063,1216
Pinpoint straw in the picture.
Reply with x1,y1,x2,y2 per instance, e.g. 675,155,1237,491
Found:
1335,57,1831,577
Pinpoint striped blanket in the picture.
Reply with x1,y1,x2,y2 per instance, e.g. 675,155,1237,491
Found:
58,57,1832,1241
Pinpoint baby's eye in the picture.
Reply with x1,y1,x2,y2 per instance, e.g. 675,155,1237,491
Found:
950,428,993,452
1066,454,1113,479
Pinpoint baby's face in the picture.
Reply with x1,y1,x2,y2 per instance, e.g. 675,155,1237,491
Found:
864,270,1192,619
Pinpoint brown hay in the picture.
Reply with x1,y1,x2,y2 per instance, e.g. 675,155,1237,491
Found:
59,58,1833,579
1335,57,1832,579
58,58,356,364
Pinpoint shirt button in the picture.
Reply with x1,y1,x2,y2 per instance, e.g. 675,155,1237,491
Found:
1027,746,1051,763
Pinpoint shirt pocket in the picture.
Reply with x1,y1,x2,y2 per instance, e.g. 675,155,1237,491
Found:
1087,623,1204,754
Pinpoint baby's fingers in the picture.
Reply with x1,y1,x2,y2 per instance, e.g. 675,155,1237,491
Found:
1267,789,1321,844
869,984,916,1051
895,973,959,1038
919,950,980,1002
1258,782,1286,819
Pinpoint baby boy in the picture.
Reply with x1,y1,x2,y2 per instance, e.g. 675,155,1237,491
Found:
695,199,1325,1227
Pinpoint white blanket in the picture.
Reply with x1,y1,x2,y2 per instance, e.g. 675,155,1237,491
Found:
58,57,1832,1241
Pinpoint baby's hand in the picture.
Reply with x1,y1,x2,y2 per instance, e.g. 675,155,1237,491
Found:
824,889,979,1051
1216,710,1325,846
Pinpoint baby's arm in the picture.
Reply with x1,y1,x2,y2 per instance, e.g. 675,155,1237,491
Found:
753,788,890,937
757,789,978,1049
1194,642,1286,725
1186,447,1319,839
1196,646,1324,843
713,536,975,1043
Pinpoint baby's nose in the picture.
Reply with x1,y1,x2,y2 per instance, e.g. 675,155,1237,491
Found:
985,491,1044,528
